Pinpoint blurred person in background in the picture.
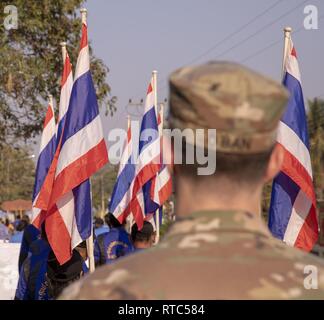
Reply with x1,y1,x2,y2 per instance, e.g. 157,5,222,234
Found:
18,221,40,271
94,212,133,266
46,249,86,299
15,224,52,300
10,219,28,243
74,240,89,275
94,217,109,238
131,221,155,252
0,219,9,241
5,218,15,237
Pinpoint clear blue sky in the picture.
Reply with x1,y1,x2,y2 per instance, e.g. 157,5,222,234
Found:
85,0,324,136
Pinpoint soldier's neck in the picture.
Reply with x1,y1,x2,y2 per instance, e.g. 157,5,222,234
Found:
176,177,263,217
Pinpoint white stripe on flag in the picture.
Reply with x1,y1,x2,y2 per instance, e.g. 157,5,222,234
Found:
75,45,89,80
285,39,301,83
136,139,160,173
59,72,73,121
39,119,55,153
55,115,104,177
277,121,312,178
283,190,312,246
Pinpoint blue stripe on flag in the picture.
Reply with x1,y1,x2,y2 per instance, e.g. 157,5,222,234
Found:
61,71,99,145
73,179,92,240
281,72,310,149
56,114,66,147
143,180,159,214
32,135,56,201
139,107,159,154
109,156,135,213
268,172,300,240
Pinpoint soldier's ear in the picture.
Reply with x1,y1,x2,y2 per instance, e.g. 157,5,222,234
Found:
264,144,284,183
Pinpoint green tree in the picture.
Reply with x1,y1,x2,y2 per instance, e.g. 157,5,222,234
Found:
0,0,116,147
0,145,35,203
91,164,118,216
262,98,324,220
308,98,324,197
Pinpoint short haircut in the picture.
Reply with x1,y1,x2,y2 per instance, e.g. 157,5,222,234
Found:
21,215,30,224
105,212,122,228
177,144,273,185
16,220,28,232
94,217,104,227
131,221,154,243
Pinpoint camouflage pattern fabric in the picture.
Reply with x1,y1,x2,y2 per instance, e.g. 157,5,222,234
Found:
60,210,324,300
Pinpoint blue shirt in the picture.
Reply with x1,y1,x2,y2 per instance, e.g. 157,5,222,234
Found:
15,239,51,300
94,227,133,265
18,224,40,271
10,231,24,243
0,223,9,240
94,225,110,238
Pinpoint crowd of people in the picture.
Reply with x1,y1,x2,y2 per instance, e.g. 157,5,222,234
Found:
0,215,31,243
1,211,155,300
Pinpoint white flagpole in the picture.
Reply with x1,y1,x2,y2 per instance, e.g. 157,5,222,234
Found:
80,7,95,273
60,41,67,62
152,70,160,244
127,115,134,234
282,27,292,80
48,94,53,110
157,103,165,243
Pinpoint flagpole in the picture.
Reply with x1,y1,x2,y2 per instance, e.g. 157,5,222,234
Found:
127,115,134,234
282,27,292,80
152,70,160,244
80,7,95,273
157,102,165,244
60,41,67,62
48,94,53,109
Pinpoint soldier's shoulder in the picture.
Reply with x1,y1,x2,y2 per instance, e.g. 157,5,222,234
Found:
59,214,324,300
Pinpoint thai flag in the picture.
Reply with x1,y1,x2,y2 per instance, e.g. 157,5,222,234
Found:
150,110,172,208
143,110,172,229
268,37,318,251
130,77,161,229
32,100,56,227
109,121,136,223
56,50,73,143
35,19,108,264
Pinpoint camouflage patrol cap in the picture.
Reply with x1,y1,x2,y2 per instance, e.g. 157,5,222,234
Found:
169,61,289,154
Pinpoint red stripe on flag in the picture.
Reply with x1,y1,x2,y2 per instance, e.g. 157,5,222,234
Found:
158,176,172,205
278,144,316,206
130,196,144,230
32,209,47,229
43,105,54,128
147,83,153,94
46,205,72,265
80,23,88,50
291,47,297,58
35,140,62,210
61,54,72,87
49,139,108,208
132,162,161,198
116,203,132,225
127,126,131,143
294,205,318,252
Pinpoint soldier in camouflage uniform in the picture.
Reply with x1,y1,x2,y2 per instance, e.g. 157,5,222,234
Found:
60,62,324,299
